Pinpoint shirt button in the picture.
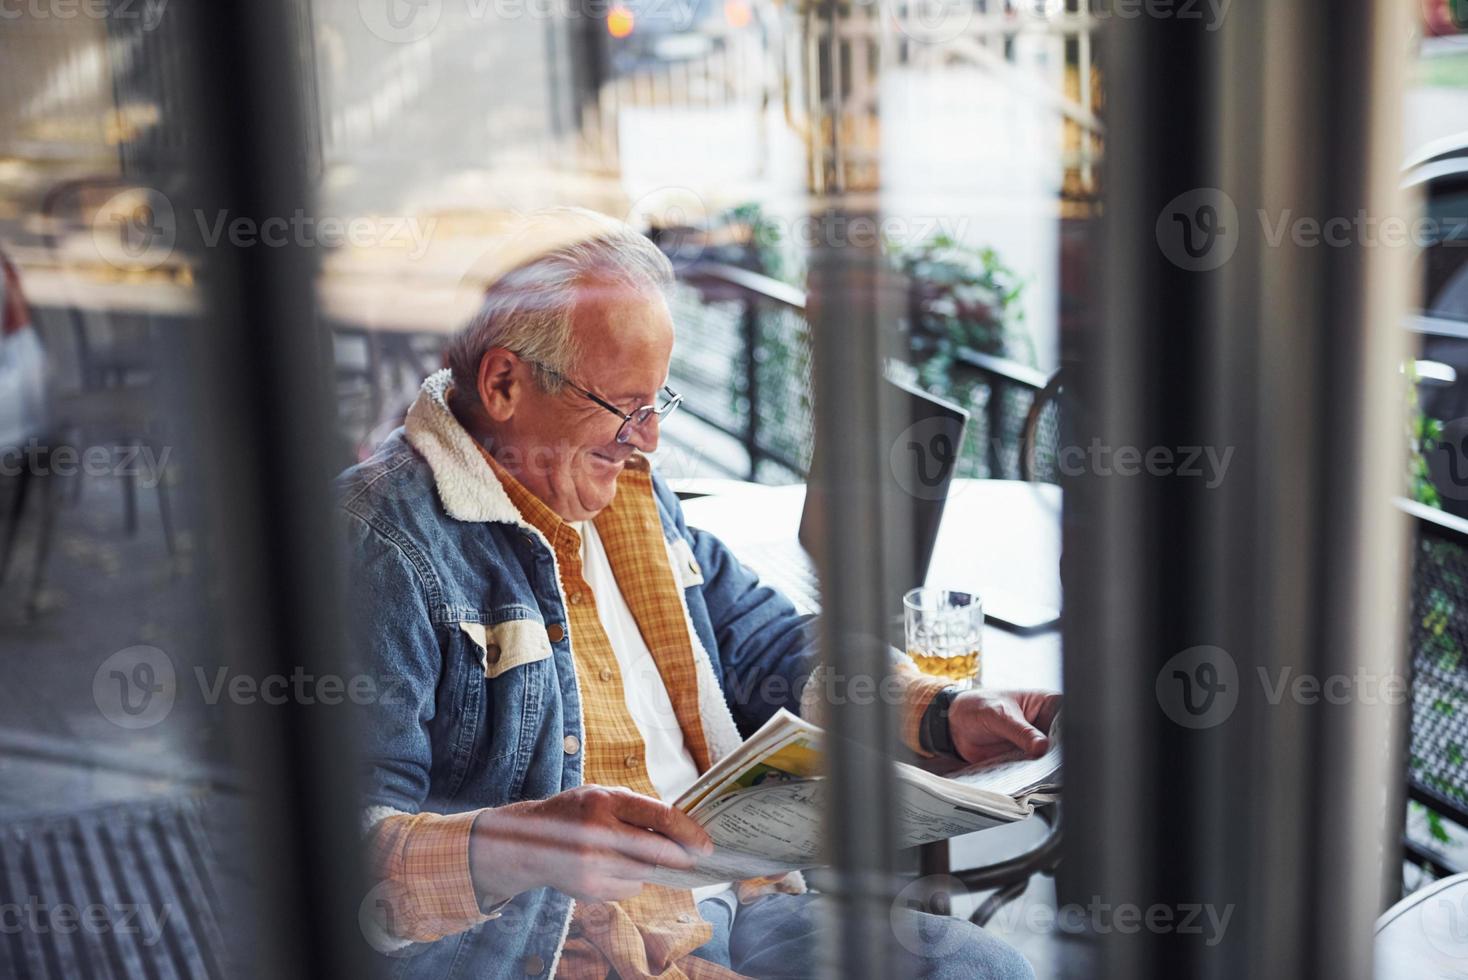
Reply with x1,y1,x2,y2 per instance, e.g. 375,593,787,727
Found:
546,623,565,643
570,592,582,605
563,734,580,755
624,754,640,769
598,667,614,682
677,913,695,924
522,954,545,975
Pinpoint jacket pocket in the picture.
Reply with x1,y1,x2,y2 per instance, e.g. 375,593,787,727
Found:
459,619,554,679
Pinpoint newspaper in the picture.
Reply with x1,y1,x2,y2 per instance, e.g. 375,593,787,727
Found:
646,708,1061,888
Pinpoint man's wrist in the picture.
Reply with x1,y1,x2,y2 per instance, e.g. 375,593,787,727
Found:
918,686,962,757
469,809,520,913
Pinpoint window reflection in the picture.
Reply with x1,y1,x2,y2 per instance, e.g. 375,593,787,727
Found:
0,0,1091,976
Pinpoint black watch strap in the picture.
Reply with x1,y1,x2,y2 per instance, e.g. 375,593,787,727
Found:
919,686,962,757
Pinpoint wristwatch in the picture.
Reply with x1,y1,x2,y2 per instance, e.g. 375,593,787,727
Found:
919,686,962,758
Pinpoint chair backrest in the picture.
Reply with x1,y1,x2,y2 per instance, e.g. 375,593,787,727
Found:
934,347,1050,481
1406,155,1468,322
1400,498,1468,882
40,176,168,393
1021,370,1064,484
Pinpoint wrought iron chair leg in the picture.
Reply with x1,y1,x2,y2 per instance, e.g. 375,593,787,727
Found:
970,877,1031,928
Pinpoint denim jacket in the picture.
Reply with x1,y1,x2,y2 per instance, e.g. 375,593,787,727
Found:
335,371,821,979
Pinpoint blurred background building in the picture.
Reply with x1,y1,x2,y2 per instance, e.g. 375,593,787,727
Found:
0,0,1105,481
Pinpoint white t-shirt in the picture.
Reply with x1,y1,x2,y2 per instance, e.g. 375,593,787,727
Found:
576,521,734,910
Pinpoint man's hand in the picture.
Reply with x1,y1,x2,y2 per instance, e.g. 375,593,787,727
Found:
947,689,1060,766
468,786,714,906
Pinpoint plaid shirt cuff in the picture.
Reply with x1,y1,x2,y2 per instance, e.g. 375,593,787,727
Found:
898,666,953,758
366,809,495,944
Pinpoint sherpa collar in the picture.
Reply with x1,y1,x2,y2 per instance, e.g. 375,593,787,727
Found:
404,369,542,525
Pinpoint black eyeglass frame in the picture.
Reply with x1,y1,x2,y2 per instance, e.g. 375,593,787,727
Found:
527,359,683,445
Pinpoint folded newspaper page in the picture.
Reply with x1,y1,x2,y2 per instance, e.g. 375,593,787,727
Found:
647,707,1061,888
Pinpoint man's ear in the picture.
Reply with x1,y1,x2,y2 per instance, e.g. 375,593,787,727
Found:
475,348,521,423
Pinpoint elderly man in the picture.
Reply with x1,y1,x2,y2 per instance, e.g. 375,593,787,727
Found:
339,208,1057,980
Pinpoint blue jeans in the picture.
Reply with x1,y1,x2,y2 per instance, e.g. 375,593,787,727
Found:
689,893,1034,980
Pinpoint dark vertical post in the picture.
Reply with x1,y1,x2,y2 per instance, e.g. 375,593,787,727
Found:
742,296,762,480
569,13,607,134
173,2,370,978
808,213,904,980
1063,1,1411,978
802,0,908,968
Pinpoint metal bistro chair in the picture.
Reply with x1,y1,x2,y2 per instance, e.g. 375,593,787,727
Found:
1020,370,1064,484
38,177,179,551
912,343,1052,482
911,803,1062,926
915,368,1065,921
1399,498,1468,887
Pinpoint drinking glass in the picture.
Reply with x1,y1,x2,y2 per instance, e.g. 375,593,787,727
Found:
903,587,983,689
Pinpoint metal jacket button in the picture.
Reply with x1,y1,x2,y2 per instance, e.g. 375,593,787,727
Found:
546,623,565,643
522,954,545,975
563,734,580,755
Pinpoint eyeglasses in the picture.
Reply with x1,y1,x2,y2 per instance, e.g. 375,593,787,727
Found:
529,360,683,445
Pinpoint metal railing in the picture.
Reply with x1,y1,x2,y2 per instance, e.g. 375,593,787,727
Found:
1399,498,1468,883
669,260,1052,482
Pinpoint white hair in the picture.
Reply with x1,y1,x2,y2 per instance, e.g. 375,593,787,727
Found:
446,207,674,412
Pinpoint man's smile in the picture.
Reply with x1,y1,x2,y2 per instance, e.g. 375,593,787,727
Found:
588,448,628,468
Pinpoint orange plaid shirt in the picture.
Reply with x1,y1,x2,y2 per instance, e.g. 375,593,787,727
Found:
365,447,948,978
